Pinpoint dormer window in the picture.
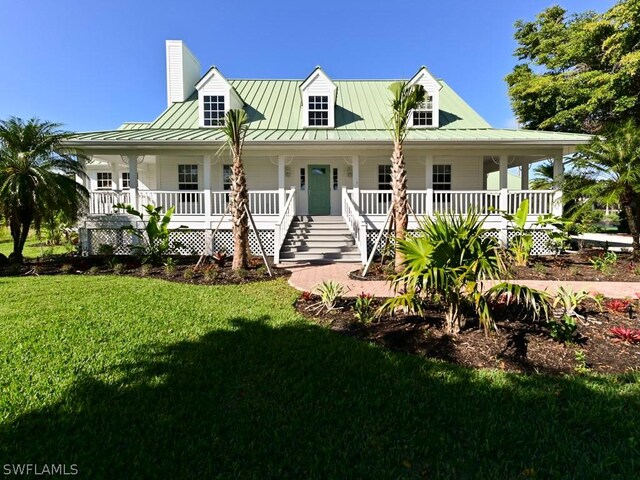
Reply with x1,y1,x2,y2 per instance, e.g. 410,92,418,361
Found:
308,96,329,126
203,95,225,126
413,95,434,127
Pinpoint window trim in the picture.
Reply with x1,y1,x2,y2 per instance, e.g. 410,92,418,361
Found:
178,164,199,191
121,172,130,190
432,164,452,190
307,95,330,127
412,95,435,128
377,165,392,191
96,172,112,190
222,164,232,191
202,95,226,128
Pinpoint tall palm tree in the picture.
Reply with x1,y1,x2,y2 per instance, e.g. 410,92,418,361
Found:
0,117,88,262
574,120,640,258
219,109,250,270
388,81,426,271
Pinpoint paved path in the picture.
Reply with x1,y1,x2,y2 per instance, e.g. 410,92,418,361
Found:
287,262,640,298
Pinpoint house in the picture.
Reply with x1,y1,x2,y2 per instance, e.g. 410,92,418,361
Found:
68,40,591,264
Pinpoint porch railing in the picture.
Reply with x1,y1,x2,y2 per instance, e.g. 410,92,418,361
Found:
274,187,296,264
342,187,368,263
89,191,131,214
138,191,206,215
357,189,557,217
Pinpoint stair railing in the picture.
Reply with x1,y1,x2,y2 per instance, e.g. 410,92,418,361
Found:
342,188,368,264
273,187,296,264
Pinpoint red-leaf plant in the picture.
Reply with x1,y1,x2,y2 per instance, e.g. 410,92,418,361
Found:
609,327,640,344
604,298,632,313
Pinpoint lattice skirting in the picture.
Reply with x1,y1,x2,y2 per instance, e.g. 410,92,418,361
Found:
82,228,275,256
366,228,553,256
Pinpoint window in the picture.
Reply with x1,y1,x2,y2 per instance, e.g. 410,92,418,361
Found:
413,95,434,127
378,165,392,190
300,168,306,191
332,168,338,191
96,172,112,190
203,95,225,127
432,164,451,190
178,165,198,190
308,95,329,126
121,172,130,190
222,165,232,191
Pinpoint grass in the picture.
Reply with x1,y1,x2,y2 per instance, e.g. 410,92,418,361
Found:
0,227,69,258
0,276,639,479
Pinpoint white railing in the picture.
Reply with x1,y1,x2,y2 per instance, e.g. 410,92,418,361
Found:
357,189,555,217
139,191,205,215
211,192,229,215
249,191,280,215
508,190,555,216
274,187,296,264
88,191,131,214
342,187,368,263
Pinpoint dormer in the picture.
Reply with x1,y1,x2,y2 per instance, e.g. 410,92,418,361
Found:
300,67,337,129
195,67,244,127
407,66,442,128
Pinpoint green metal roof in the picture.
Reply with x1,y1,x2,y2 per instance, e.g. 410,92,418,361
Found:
71,78,592,145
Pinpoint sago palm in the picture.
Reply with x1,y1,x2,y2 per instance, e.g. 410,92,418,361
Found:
0,117,88,262
219,109,250,270
388,81,426,272
573,120,640,258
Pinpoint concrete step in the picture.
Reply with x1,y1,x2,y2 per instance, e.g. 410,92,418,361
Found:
282,240,356,249
285,233,354,242
294,215,344,223
280,245,359,254
279,251,361,262
289,227,352,236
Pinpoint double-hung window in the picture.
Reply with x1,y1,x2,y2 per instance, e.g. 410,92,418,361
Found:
432,164,451,190
308,95,329,126
121,172,130,190
178,164,199,207
413,95,434,127
96,172,112,190
377,165,393,206
203,95,225,126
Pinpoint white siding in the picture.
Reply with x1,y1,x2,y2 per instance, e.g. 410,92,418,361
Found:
166,40,200,107
157,156,204,190
409,67,441,128
196,68,242,126
434,156,483,190
244,157,278,190
300,68,336,128
359,156,426,190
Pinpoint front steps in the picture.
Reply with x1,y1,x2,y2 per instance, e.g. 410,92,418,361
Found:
279,216,362,264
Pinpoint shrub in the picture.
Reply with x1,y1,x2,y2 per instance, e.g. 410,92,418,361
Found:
235,268,249,279
97,244,115,256
590,251,617,274
140,263,153,277
87,266,100,275
609,327,640,344
502,199,532,267
354,292,376,323
164,258,177,276
60,263,74,274
212,250,228,268
183,267,195,279
604,298,632,313
312,280,345,313
574,349,589,374
112,263,126,275
548,314,578,343
552,286,600,320
300,291,313,302
202,265,219,282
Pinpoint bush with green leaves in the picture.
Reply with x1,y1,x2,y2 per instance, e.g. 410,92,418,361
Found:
164,257,177,276
311,280,345,313
552,286,601,320
383,211,550,333
590,251,617,274
354,293,376,323
502,199,533,267
548,314,578,343
114,203,186,265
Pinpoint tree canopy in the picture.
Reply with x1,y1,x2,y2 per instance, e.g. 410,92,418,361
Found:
506,0,640,133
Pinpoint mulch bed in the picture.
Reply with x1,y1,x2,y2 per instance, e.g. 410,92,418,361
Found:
0,255,288,285
295,296,640,375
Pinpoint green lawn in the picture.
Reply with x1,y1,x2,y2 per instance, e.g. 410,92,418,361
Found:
0,227,69,258
0,276,638,479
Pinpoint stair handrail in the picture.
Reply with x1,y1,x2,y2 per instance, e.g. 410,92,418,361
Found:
342,187,368,264
274,187,296,264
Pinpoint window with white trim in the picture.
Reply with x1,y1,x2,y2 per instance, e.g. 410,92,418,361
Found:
378,165,392,190
121,172,130,190
300,168,306,191
432,164,451,190
308,95,329,126
413,95,434,127
203,95,225,127
222,165,232,191
96,172,112,190
178,165,198,190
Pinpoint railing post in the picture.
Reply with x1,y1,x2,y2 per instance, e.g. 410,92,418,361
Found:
552,190,563,217
499,188,509,247
426,188,434,217
274,228,281,264
278,155,286,214
127,154,139,211
203,155,212,220
359,220,367,264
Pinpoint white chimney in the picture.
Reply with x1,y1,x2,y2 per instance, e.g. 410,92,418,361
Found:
165,40,201,107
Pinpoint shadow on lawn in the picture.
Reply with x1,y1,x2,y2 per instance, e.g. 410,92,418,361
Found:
1,317,639,479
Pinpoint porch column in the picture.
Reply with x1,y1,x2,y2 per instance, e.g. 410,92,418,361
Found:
203,155,212,220
552,155,564,216
278,155,286,214
498,154,509,246
520,161,529,190
351,155,360,206
127,154,139,210
425,153,434,216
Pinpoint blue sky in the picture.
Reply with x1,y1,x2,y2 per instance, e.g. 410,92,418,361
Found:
0,0,614,133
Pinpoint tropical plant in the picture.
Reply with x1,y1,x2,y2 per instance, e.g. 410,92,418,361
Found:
548,314,578,343
218,109,250,271
354,293,376,323
609,327,640,344
387,81,426,272
572,121,640,258
501,199,532,266
163,257,177,276
604,298,632,314
590,251,618,274
311,280,345,313
113,203,185,265
552,286,601,320
0,117,88,262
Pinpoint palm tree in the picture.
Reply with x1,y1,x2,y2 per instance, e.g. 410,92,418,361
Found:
219,109,250,270
388,81,426,271
0,117,88,262
574,120,640,258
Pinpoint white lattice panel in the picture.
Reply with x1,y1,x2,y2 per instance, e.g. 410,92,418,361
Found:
169,230,206,255
212,230,274,256
507,230,554,256
88,229,134,255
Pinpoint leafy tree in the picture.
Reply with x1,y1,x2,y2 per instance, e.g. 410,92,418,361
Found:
219,109,250,270
572,120,640,258
388,81,425,271
0,117,87,262
506,1,640,133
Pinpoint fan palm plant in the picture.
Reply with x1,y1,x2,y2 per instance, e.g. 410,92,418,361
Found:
0,117,87,262
573,120,640,258
387,81,426,272
218,109,250,270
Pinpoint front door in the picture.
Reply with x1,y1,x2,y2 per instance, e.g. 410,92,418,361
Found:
308,165,331,215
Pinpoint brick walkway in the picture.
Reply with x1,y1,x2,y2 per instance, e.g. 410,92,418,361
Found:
286,262,640,299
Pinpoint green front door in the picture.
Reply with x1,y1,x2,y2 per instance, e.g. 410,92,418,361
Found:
308,165,331,215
